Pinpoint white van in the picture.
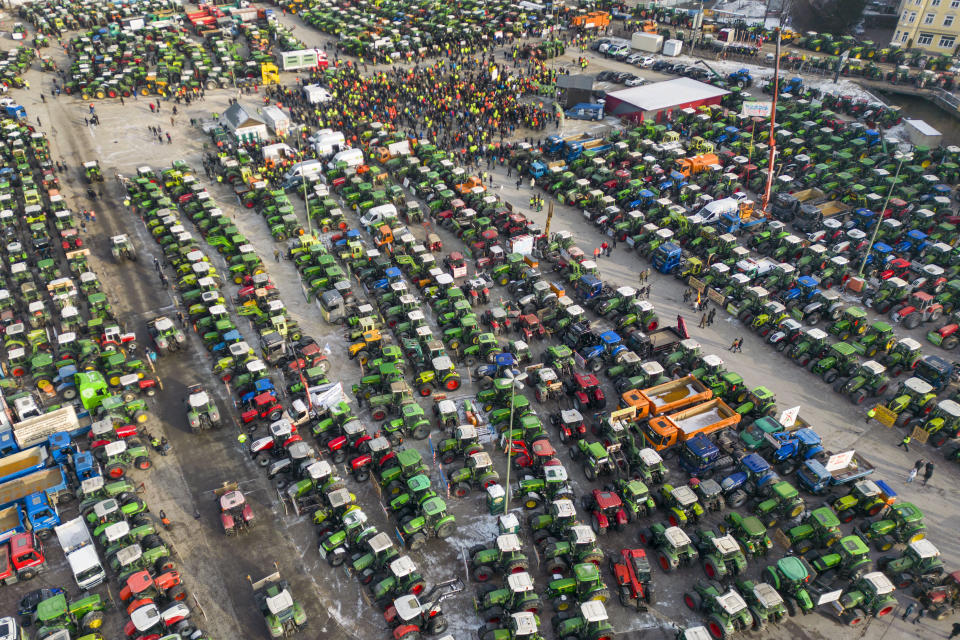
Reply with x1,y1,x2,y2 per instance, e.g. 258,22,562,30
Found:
359,203,398,229
688,195,745,225
327,148,364,171
282,160,324,188
311,130,346,157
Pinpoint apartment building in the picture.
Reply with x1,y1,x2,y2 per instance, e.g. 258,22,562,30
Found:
892,0,960,54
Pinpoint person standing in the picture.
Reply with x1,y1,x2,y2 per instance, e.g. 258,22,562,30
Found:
898,435,911,452
923,461,935,486
698,313,707,328
901,601,917,622
707,308,716,326
948,622,960,639
907,466,918,483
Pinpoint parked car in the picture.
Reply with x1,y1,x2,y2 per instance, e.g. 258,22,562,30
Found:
636,56,657,68
651,60,673,71
625,77,646,87
596,71,617,82
591,38,612,52
612,72,634,83
607,43,630,58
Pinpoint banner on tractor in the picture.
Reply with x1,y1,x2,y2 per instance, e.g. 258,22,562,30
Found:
741,101,772,118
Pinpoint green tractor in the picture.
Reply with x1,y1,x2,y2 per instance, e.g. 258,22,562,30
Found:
808,534,874,583
615,478,656,522
543,562,609,612
811,342,860,384
638,523,699,573
734,580,788,630
882,337,923,377
831,479,896,522
469,534,530,583
32,593,106,638
399,496,457,549
693,530,748,580
752,481,804,528
764,556,816,616
827,306,868,341
907,398,960,447
879,539,945,588
250,568,307,638
551,601,614,640
570,440,619,481
836,360,889,404
854,321,895,357
476,574,542,627
449,451,500,498
786,506,842,554
538,524,603,576
478,610,543,640
831,572,898,627
659,484,705,527
886,377,937,427
719,513,772,559
856,501,926,551
682,580,754,639
733,386,777,419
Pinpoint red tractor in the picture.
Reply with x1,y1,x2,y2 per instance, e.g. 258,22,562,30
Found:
609,548,653,610
119,569,188,613
240,391,284,425
565,374,606,411
217,487,254,535
0,532,46,585
517,314,546,341
503,437,558,470
248,419,302,465
880,258,912,281
550,409,587,444
891,291,944,329
581,489,627,535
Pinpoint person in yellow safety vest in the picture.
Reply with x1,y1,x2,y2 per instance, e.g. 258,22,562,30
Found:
237,432,247,444
865,408,876,423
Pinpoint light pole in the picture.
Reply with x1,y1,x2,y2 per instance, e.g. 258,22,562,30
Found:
501,372,527,515
857,146,913,278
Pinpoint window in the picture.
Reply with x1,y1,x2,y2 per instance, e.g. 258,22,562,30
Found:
940,34,956,47
909,11,918,22
952,0,960,8
932,0,941,6
903,31,911,42
918,32,934,44
944,13,955,25
924,12,935,23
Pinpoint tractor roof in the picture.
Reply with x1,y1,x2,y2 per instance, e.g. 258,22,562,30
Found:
853,479,880,497
470,451,493,468
752,582,784,608
600,331,621,344
130,603,161,631
810,507,840,528
794,428,821,445
570,525,597,545
497,534,522,553
909,539,940,559
862,360,886,376
862,572,895,595
507,572,534,594
307,460,333,480
716,589,748,616
393,594,423,622
94,498,119,520
806,328,827,340
266,588,295,615
682,627,713,640
390,555,417,578
664,526,691,548
553,499,576,518
102,520,130,544
702,354,724,368
580,599,608,623
711,534,741,556
777,556,810,581
456,424,477,440
741,453,770,474
116,544,143,567
939,399,960,417
832,342,858,356
574,562,600,583
771,482,798,500
188,391,210,408
639,448,663,466
642,361,665,376
511,611,538,636
892,501,923,522
153,316,174,332
904,377,934,394
327,488,352,509
680,338,701,350
544,464,568,483
367,532,393,554
898,337,922,350
421,497,446,516
220,490,245,511
592,490,622,509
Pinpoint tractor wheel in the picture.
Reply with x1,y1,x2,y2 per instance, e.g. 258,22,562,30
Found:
823,370,838,384
332,449,346,463
851,389,868,405
638,527,652,545
353,467,370,482
418,385,432,397
408,532,428,551
706,614,728,639
843,608,866,626
546,558,568,575
684,591,702,611
436,521,455,539
106,463,126,479
874,535,895,552
583,464,597,481
268,408,283,421
81,611,104,631
411,424,430,440
619,587,633,608
944,336,960,351
395,627,421,640
453,482,471,498
896,573,914,589
904,314,921,330
704,559,722,579
793,539,814,555
372,408,387,421
591,514,606,536
657,552,673,572
134,457,151,470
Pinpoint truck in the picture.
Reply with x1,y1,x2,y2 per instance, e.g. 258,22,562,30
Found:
627,321,688,360
572,10,610,29
279,49,329,71
0,447,49,485
641,399,742,452
631,32,663,53
676,154,719,178
0,531,46,584
546,133,591,155
620,375,713,420
55,517,105,590
796,452,874,495
0,466,70,534
12,406,85,451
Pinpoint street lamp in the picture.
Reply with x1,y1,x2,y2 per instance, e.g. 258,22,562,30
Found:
857,144,913,278
501,371,528,515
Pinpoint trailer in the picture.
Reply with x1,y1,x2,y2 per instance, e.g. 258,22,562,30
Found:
55,517,105,590
818,200,852,219
641,398,741,452
631,324,687,360
796,451,874,495
13,406,84,451
793,188,825,204
631,32,663,53
621,375,712,419
279,49,329,71
0,505,25,544
0,447,48,485
0,466,70,510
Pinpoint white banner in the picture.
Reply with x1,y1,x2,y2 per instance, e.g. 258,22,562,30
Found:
825,450,855,472
741,101,773,118
309,382,345,410
778,405,800,428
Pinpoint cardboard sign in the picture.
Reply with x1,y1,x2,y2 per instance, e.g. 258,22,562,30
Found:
687,276,705,292
871,405,897,427
911,426,930,444
779,406,801,428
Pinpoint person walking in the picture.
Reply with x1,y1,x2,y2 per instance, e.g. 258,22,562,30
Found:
699,313,707,328
914,458,926,473
600,241,609,257
907,466,918,483
912,607,924,623
901,601,917,622
949,621,960,639
728,339,739,352
898,435,911,452
274,248,281,262
923,461,935,486
707,308,716,326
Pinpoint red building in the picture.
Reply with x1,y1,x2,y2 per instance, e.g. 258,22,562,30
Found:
604,78,730,123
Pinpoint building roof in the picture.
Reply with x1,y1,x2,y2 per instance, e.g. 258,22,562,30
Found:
222,103,265,131
606,77,729,112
